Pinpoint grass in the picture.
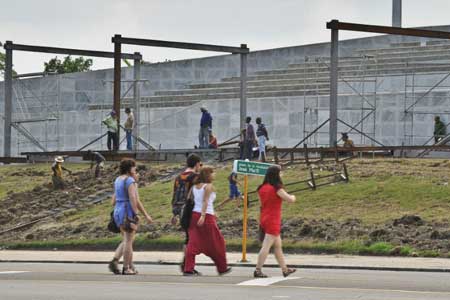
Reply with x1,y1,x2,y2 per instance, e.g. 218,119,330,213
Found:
0,236,417,257
0,162,90,200
2,158,450,256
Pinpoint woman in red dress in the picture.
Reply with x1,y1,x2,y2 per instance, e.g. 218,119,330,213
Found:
254,165,297,278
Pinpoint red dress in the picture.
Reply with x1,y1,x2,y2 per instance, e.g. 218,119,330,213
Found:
258,183,282,235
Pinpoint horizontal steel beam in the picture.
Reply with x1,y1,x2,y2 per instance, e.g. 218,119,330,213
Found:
0,157,27,163
13,71,57,79
112,35,249,54
327,20,450,40
4,41,142,60
273,145,450,153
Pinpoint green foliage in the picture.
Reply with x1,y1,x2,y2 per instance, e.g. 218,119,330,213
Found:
0,51,17,77
44,56,93,74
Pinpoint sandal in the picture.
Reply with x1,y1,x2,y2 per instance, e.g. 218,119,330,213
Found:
122,268,137,275
282,268,296,278
108,259,120,275
253,269,268,278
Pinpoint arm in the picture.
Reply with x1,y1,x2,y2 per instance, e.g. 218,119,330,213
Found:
127,183,139,215
197,184,213,226
62,166,72,174
111,194,116,206
276,188,296,203
134,184,152,223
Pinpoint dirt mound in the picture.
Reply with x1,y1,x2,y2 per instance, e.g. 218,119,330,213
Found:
0,163,165,238
393,215,424,226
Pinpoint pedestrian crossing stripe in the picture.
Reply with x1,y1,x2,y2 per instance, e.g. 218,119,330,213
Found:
237,276,300,286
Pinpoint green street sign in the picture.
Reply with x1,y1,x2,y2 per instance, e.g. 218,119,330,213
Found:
233,160,278,176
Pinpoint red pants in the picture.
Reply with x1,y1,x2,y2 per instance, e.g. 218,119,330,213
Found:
184,212,228,273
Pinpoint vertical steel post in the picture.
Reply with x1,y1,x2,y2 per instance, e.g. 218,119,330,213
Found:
392,0,402,27
133,53,141,151
241,174,249,262
4,41,13,157
329,29,339,147
240,45,248,131
113,35,122,142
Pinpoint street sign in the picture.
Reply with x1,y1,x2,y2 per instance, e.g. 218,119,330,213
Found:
233,160,278,176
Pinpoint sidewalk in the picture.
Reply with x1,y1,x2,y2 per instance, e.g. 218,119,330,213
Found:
1,250,450,272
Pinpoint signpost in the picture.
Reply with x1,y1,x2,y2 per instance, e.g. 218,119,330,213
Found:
233,160,279,262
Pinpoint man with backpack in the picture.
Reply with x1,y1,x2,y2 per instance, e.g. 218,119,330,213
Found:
171,153,202,274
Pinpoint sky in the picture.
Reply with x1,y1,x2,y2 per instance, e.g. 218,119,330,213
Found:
2,0,450,74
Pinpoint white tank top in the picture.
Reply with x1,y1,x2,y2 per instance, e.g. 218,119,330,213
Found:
192,184,216,215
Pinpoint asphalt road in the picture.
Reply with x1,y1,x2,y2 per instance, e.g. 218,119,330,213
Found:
1,262,450,300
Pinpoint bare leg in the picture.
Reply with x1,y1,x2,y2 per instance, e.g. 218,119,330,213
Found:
236,196,242,208
113,241,124,260
122,230,136,271
273,235,288,272
256,234,276,270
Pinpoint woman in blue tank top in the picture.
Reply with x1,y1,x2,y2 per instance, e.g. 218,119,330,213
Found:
108,159,153,275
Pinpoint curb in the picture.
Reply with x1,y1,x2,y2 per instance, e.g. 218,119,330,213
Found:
1,260,449,273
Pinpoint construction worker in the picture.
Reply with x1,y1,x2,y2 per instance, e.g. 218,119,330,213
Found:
51,156,72,190
434,116,447,143
102,111,119,151
340,133,354,157
124,108,134,151
87,150,106,178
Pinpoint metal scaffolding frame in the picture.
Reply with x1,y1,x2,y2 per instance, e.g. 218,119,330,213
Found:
111,34,250,144
324,20,450,147
2,41,141,157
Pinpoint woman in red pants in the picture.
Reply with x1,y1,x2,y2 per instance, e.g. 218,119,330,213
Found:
184,166,232,276
254,165,297,278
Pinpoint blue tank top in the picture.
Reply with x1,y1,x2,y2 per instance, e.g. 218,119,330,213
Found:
114,176,135,202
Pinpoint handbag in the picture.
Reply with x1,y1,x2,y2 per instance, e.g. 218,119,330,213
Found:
180,187,195,230
107,210,120,233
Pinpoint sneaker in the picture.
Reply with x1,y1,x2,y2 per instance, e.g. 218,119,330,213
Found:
219,267,232,276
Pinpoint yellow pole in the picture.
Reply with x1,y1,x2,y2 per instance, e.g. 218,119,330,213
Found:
241,174,249,262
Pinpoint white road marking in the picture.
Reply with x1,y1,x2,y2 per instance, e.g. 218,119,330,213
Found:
0,271,30,275
237,276,300,286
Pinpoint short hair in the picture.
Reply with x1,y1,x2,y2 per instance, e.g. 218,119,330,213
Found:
186,153,201,168
195,166,214,184
246,116,251,123
125,107,131,114
119,158,136,175
256,117,262,124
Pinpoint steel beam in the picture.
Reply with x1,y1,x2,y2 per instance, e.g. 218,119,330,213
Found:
240,46,248,130
3,42,13,157
112,36,249,54
133,53,141,151
392,0,402,27
4,42,141,60
326,20,450,40
329,28,339,147
113,35,122,140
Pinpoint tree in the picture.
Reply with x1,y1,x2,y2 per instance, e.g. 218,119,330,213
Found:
0,51,17,79
44,56,93,74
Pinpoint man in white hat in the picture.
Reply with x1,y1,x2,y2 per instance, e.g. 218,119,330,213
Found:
51,156,72,190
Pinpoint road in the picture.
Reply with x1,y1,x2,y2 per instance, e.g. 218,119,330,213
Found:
1,262,450,300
